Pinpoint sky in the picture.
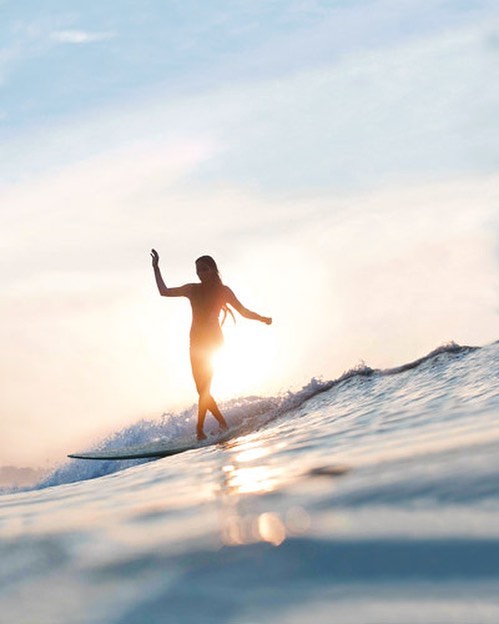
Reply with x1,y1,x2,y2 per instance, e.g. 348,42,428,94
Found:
1,0,498,467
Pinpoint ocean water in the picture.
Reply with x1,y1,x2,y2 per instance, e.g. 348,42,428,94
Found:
1,341,498,624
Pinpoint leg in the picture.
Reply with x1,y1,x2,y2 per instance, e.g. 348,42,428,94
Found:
207,395,228,431
196,391,209,441
190,349,227,440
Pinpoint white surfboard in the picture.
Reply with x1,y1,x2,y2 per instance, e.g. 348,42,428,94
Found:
68,430,234,461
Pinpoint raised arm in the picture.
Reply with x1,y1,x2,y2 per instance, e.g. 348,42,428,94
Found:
150,249,192,297
224,286,272,325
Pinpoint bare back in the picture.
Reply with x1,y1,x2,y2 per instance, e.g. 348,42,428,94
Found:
188,283,226,349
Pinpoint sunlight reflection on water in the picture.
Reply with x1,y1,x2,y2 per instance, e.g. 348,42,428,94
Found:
214,435,311,548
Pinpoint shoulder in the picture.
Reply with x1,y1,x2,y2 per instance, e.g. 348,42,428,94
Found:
222,284,235,299
222,285,242,307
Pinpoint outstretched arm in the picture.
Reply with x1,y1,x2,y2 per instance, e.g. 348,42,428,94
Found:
224,286,272,325
150,249,191,297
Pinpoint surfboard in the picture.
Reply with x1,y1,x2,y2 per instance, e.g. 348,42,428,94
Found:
68,431,234,461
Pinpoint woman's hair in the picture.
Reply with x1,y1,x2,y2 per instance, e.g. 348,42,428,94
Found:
195,255,234,325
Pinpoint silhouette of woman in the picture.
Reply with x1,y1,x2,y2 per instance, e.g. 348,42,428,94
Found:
151,249,272,440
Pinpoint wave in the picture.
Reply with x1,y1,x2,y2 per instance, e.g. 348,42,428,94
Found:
32,341,482,491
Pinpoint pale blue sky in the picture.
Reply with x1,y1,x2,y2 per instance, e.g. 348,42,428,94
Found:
2,0,499,192
5,0,494,133
1,0,498,465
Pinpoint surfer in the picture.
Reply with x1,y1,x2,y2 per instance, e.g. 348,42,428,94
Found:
150,250,272,441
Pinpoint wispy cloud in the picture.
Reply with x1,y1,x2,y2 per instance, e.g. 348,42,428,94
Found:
0,20,115,93
50,30,116,44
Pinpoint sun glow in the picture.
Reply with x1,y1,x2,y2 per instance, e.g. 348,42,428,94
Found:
211,321,277,398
